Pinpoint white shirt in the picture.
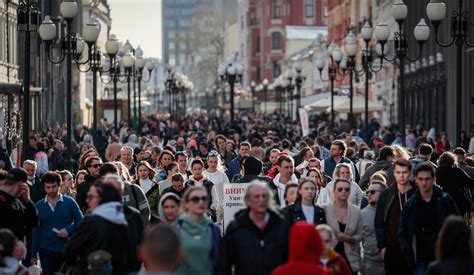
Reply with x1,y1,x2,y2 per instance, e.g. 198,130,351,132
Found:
273,173,298,208
139,178,154,194
204,170,229,223
44,194,64,212
301,204,315,224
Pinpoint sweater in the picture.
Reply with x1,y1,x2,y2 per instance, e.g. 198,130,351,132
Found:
32,195,83,257
361,205,381,262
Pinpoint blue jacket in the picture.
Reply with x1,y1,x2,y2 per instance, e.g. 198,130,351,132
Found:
226,155,241,181
32,195,83,257
399,187,459,270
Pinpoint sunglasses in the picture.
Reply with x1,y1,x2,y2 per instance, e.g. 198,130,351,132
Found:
208,150,219,157
337,187,350,193
187,195,208,203
90,163,102,168
366,190,381,195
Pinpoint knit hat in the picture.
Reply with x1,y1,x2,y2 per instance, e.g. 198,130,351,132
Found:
243,155,263,176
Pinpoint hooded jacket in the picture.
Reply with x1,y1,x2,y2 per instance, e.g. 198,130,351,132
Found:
64,202,135,275
157,192,181,226
272,222,329,275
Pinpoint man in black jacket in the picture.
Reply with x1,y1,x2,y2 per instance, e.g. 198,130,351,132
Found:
399,163,459,273
359,146,395,190
76,156,102,212
221,181,289,275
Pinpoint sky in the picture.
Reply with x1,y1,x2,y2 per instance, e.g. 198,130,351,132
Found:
109,0,162,59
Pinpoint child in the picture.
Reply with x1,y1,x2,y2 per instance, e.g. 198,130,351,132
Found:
316,224,352,275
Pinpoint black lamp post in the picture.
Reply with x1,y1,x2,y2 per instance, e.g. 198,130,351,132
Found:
218,52,244,126
134,48,154,132
262,78,269,113
17,0,39,163
39,0,101,171
425,0,473,146
293,64,305,120
250,81,256,112
375,0,431,143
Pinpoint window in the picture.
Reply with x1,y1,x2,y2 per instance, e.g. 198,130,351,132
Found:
272,0,283,19
271,32,282,50
305,0,314,17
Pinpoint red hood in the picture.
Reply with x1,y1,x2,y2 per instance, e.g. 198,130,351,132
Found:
289,222,323,262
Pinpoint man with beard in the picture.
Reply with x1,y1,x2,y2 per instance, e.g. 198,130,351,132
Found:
31,172,82,275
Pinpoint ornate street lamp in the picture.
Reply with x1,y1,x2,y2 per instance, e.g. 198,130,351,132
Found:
17,0,39,162
425,0,473,145
134,47,154,131
218,52,244,126
262,78,269,113
39,0,101,171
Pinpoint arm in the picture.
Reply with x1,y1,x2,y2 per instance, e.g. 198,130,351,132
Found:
374,192,387,250
133,184,151,225
31,221,42,260
63,217,95,265
398,203,415,271
22,199,39,227
64,200,84,235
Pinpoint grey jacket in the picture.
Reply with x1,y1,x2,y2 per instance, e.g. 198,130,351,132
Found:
123,183,150,226
361,205,383,262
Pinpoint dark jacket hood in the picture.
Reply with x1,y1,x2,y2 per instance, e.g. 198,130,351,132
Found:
289,222,323,262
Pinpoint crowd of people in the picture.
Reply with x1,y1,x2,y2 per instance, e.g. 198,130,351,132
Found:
1,111,474,275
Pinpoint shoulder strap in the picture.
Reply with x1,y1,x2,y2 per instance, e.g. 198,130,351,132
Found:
130,184,139,209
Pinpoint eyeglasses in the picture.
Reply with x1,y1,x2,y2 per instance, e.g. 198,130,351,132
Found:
366,190,381,195
337,187,350,193
90,164,101,168
187,195,208,203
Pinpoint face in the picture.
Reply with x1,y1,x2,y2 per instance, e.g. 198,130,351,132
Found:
177,138,184,147
308,160,320,170
319,231,333,256
137,165,150,180
334,181,350,201
416,171,435,195
217,138,226,150
120,149,133,165
161,154,173,167
23,164,36,178
29,138,36,147
177,155,187,170
299,181,316,202
81,145,91,153
185,189,208,216
44,182,60,199
77,173,86,184
162,198,179,222
62,174,73,189
367,183,383,205
394,165,410,185
199,145,208,154
285,187,298,205
87,160,102,177
226,142,234,152
207,156,218,170
86,185,101,210
171,180,184,192
338,166,351,180
239,145,250,157
278,160,294,179
192,164,204,177
330,145,342,158
304,150,314,160
54,141,63,150
246,186,269,215
269,152,279,165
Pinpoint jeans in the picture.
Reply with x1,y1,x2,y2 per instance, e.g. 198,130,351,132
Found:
39,248,63,275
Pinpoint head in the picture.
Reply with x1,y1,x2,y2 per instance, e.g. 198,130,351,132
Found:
85,156,103,177
393,159,411,186
300,147,314,161
139,224,183,272
86,182,121,210
136,161,156,181
215,135,227,151
75,170,88,185
242,155,263,176
306,168,323,187
199,142,208,155
277,155,294,180
296,178,317,204
438,151,457,167
1,168,28,197
453,147,466,163
283,183,298,206
181,186,208,217
415,163,436,196
316,224,337,257
164,163,179,179
22,160,37,178
238,142,251,157
307,158,321,171
120,147,134,166
159,150,175,168
333,163,353,181
269,149,281,165
378,146,395,162
207,151,224,171
170,173,185,192
330,140,346,158
175,151,188,171
0,228,20,266
58,170,74,190
99,163,120,179
367,174,387,206
244,180,275,215
392,145,410,160
102,175,125,197
435,216,471,265
53,140,64,151
159,193,181,223
190,159,205,178
418,143,434,158
333,178,351,202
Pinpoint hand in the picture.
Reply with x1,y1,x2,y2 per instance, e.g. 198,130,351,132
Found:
380,248,386,260
18,182,31,203
12,241,26,260
57,229,68,238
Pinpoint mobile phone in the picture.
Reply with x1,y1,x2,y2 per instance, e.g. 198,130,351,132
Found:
52,228,60,234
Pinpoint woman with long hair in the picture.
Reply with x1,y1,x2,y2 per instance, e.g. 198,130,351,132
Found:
75,170,88,187
427,216,474,275
157,162,179,195
283,183,298,206
155,150,176,182
284,178,327,226
323,179,363,275
204,151,229,224
59,170,76,199
317,163,363,206
177,186,221,275
134,161,160,220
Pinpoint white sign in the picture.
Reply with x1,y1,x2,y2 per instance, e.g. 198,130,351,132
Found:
223,183,250,231
299,108,309,137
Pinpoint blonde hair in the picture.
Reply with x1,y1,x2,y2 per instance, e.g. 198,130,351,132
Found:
113,161,133,183
391,144,410,160
316,224,337,247
370,170,388,188
332,163,353,182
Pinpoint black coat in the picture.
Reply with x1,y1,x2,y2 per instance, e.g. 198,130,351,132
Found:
76,174,97,213
0,190,38,241
64,214,134,275
427,259,474,275
436,166,474,214
221,209,289,275
123,205,143,272
283,201,327,226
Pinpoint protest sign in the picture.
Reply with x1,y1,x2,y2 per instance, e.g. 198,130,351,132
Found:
223,183,250,231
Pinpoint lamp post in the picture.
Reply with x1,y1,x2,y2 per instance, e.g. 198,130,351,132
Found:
218,52,244,126
134,47,154,132
375,0,430,143
293,63,305,120
425,0,473,146
316,43,347,129
17,0,39,163
104,34,120,130
39,0,101,171
262,78,269,113
250,81,256,112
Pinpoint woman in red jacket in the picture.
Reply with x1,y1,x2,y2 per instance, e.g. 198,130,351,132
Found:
272,222,329,275
436,132,451,154
317,224,352,275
